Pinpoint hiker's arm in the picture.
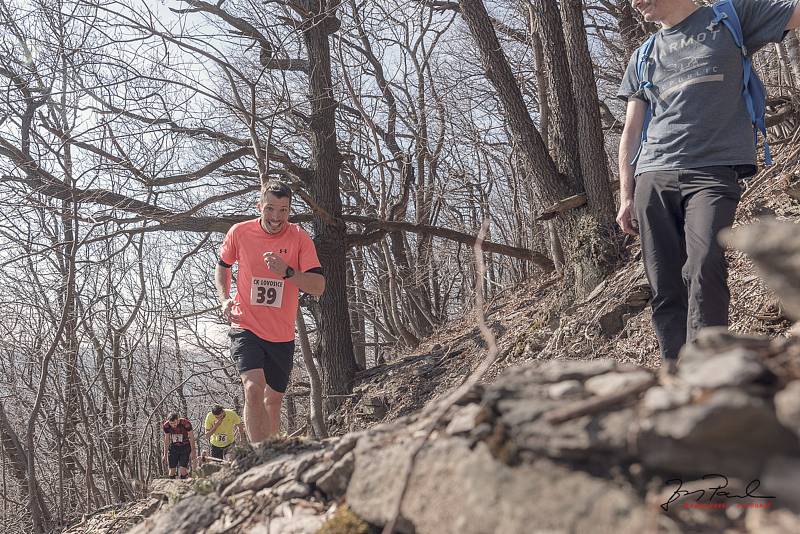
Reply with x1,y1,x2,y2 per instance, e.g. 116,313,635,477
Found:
207,417,224,436
162,434,169,462
787,3,800,31
617,99,647,236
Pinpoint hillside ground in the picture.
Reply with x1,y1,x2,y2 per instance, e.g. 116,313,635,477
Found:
330,149,800,435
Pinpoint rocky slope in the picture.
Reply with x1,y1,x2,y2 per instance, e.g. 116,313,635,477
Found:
64,326,800,533
60,156,800,533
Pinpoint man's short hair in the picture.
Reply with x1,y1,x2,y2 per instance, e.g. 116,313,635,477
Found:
167,412,179,422
211,405,224,416
260,180,292,203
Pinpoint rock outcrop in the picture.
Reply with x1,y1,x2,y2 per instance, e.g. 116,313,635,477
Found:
107,328,800,534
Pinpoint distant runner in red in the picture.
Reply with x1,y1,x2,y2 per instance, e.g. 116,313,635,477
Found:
215,180,325,443
162,413,197,479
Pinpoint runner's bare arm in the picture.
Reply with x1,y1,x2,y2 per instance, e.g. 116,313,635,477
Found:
787,3,800,30
291,271,325,297
263,252,325,296
214,264,234,319
214,264,232,302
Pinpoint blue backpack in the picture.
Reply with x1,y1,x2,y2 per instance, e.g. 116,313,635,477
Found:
632,0,772,166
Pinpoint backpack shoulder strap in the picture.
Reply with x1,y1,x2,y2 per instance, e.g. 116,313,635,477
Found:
630,34,657,166
712,0,746,53
635,34,657,85
711,0,773,165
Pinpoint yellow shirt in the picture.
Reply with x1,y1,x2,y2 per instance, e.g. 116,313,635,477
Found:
204,409,241,448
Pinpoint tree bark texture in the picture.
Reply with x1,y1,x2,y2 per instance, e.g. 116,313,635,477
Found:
559,0,617,228
459,0,615,294
458,0,566,209
528,1,582,192
303,1,358,405
784,30,800,87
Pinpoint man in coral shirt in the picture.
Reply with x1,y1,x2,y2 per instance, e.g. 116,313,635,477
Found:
214,181,325,443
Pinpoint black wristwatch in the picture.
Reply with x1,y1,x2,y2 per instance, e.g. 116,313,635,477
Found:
283,266,295,279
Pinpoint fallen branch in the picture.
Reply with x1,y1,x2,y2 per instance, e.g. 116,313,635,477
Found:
199,451,232,466
288,424,308,439
536,193,587,221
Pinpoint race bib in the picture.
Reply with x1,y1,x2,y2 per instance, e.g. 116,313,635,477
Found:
217,434,227,443
250,277,284,308
170,434,184,443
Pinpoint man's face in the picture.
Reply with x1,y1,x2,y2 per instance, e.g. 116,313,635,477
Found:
215,412,225,422
631,0,667,23
168,420,178,429
257,193,291,234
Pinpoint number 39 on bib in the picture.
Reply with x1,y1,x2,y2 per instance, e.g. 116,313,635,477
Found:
250,277,285,308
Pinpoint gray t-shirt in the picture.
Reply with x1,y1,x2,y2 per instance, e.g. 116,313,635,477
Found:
617,0,797,176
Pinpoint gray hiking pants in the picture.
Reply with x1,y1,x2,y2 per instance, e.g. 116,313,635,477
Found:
633,166,742,360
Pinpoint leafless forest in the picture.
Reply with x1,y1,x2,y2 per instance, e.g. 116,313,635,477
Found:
0,0,798,531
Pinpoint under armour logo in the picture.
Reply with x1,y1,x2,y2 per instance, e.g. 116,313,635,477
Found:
279,248,288,254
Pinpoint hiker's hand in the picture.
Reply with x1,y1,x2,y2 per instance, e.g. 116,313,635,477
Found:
220,299,234,321
616,201,639,236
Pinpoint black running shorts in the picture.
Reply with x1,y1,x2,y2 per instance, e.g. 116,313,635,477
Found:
229,328,295,393
210,444,230,460
168,445,190,469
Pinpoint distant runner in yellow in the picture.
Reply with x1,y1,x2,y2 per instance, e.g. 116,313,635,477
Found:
204,405,244,460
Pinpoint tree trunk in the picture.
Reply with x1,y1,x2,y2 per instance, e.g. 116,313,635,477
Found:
413,50,437,327
529,14,550,144
0,402,50,530
559,0,620,282
560,0,617,228
529,1,582,191
381,240,421,347
783,30,800,87
303,1,358,406
348,256,367,370
526,12,561,273
109,332,127,501
388,232,430,338
285,392,297,435
296,309,328,439
507,158,529,282
459,0,614,294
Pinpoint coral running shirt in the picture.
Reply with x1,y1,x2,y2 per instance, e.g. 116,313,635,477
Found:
219,219,321,342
